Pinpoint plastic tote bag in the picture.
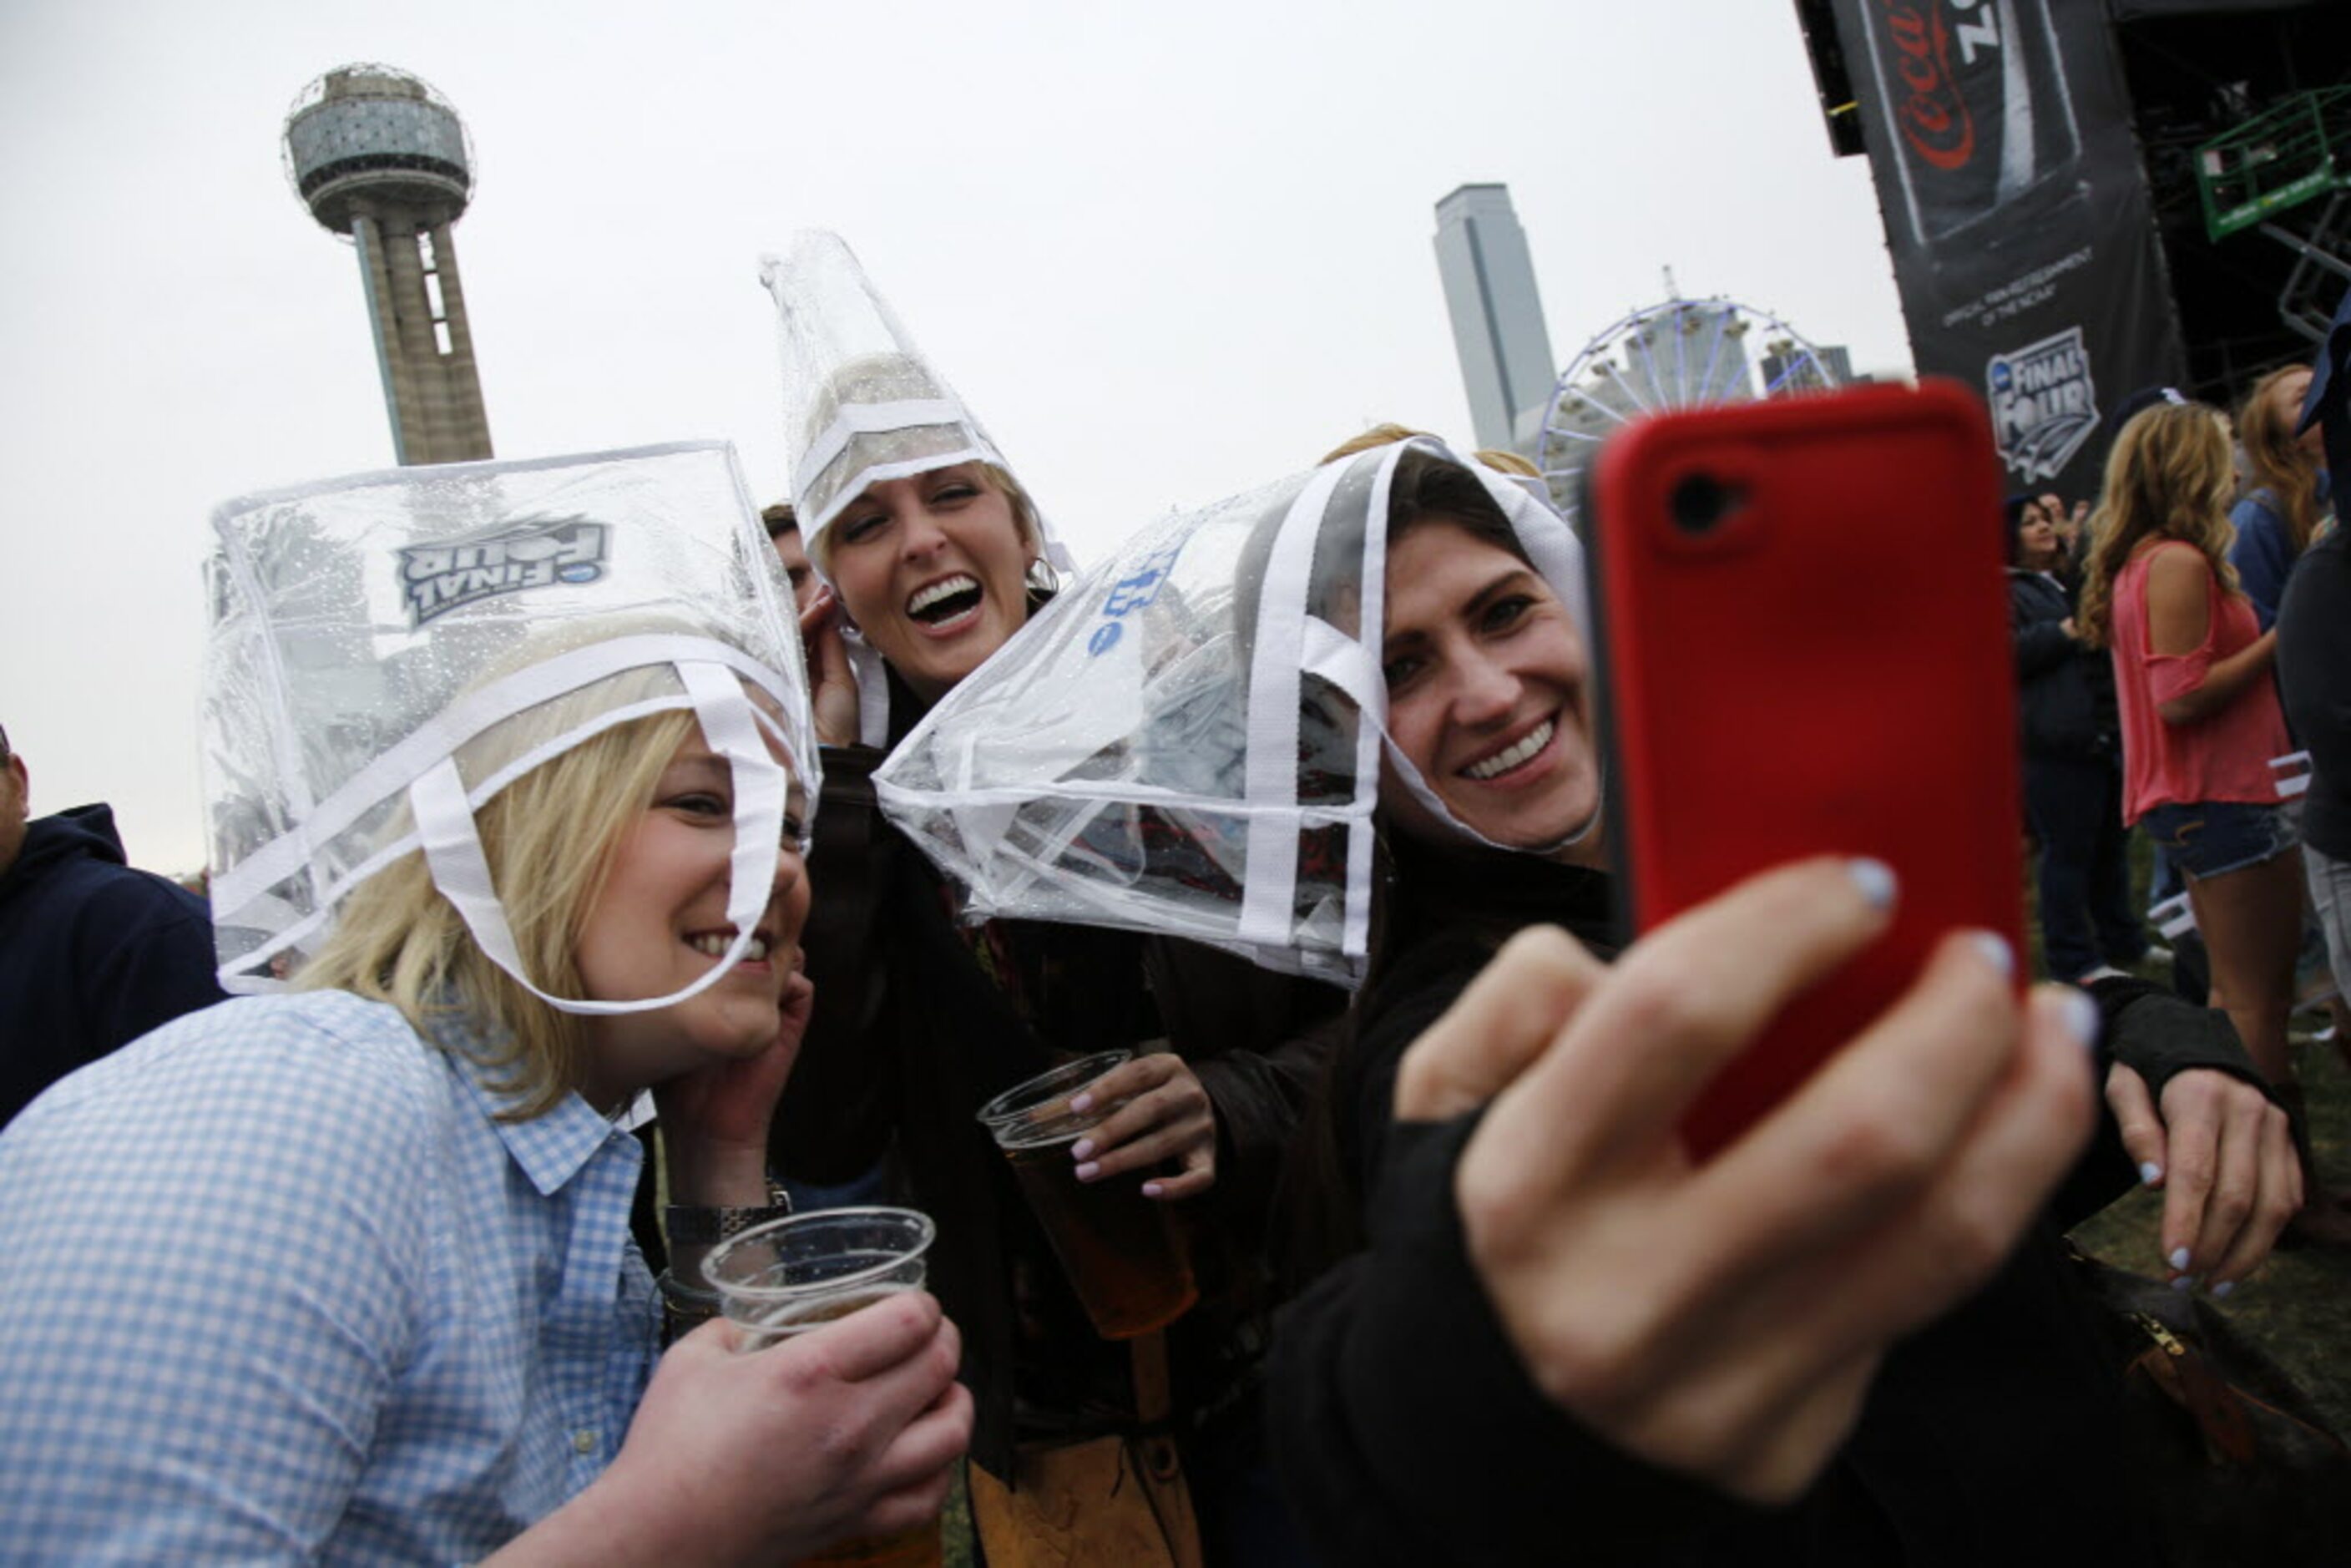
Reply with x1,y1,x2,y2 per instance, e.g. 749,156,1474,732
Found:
872,436,1588,986
201,440,815,1013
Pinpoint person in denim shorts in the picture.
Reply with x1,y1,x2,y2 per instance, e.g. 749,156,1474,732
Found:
2080,402,2308,1091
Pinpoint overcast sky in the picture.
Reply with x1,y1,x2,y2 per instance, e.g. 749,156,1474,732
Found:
0,0,1913,876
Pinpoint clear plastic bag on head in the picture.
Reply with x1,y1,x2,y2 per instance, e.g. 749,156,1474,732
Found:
758,230,1072,574
873,438,1590,986
202,440,814,1002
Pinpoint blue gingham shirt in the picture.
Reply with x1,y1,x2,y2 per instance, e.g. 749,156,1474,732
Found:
0,990,659,1564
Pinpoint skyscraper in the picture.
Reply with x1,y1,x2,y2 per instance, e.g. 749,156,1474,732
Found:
1433,184,1557,454
284,67,493,465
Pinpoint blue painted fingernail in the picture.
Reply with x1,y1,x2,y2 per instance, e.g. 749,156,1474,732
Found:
1074,1161,1100,1181
2211,1281,2234,1299
1069,1092,1095,1113
1847,857,1896,912
2171,1274,2197,1293
2168,1246,2191,1272
2138,1161,2162,1186
1141,1181,1163,1198
1070,1139,1095,1161
2059,989,2101,1053
1968,931,2015,979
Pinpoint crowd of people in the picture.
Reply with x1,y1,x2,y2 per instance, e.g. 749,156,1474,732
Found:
0,232,2341,1566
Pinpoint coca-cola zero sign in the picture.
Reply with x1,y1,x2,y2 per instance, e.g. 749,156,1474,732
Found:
1884,0,1992,171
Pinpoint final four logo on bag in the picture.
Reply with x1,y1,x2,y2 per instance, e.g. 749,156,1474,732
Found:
1086,541,1187,657
1986,327,2099,483
398,516,612,627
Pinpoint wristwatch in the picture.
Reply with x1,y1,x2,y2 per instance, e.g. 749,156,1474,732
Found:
664,1181,793,1247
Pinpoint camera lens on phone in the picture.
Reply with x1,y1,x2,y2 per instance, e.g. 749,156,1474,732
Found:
1669,473,1741,537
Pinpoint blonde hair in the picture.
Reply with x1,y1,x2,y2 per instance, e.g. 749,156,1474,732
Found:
2237,365,2323,558
1474,448,1540,479
1317,423,1541,483
297,693,704,1120
2078,402,2241,649
1321,423,1433,464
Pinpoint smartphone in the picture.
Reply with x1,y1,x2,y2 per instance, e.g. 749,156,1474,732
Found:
1584,379,2023,1159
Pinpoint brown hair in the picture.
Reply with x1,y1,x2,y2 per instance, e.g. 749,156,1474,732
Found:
2236,365,2323,558
2077,402,2240,649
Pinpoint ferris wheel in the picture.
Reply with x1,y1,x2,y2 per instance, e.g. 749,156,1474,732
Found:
1534,290,1844,524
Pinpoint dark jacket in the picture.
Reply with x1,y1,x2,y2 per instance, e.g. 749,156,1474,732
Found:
2278,524,2351,862
1269,842,2265,1567
1,805,226,1126
2009,569,2119,761
774,716,1342,1477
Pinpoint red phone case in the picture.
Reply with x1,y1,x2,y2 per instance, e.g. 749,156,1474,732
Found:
1586,380,2024,1158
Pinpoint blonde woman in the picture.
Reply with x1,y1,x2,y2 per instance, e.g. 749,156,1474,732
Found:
0,448,971,1563
764,237,1339,1560
2230,362,2330,630
2079,402,2304,1090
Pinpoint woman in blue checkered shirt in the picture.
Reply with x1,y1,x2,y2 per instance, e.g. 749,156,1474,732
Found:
0,672,973,1563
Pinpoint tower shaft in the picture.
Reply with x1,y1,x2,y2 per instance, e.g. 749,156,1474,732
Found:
352,206,492,464
1433,185,1556,455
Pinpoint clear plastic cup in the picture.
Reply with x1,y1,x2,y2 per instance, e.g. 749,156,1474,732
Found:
702,1207,943,1568
976,1051,1199,1339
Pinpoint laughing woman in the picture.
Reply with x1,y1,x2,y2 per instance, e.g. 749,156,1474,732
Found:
0,448,968,1564
760,233,1338,1560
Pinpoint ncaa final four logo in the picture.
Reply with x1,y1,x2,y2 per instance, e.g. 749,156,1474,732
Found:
1986,328,2098,483
399,516,610,627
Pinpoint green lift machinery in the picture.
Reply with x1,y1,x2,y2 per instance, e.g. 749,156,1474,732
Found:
2196,86,2351,344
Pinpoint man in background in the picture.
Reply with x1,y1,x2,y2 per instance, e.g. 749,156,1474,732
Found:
0,722,225,1125
765,501,820,613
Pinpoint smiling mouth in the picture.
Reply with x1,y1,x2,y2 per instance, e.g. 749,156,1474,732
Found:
687,929,771,962
907,574,982,625
1460,718,1555,781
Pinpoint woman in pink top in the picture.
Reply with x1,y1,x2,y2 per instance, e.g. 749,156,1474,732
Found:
2080,400,2303,1090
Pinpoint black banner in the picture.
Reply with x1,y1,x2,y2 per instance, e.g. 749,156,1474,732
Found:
1830,0,2188,497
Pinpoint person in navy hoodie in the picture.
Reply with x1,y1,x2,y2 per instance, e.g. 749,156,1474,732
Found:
0,721,225,1125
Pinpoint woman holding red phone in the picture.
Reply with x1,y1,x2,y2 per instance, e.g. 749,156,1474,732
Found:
870,426,2309,1565
1261,437,2303,1565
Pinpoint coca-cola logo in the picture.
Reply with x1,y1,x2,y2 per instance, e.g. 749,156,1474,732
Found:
1883,1,1974,171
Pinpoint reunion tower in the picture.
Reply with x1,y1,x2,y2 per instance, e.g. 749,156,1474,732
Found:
283,66,493,465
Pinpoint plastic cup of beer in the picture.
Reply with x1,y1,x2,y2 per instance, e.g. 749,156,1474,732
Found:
701,1207,943,1568
975,1050,1200,1339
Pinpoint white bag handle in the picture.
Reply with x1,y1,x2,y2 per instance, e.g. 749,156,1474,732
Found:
412,660,786,1016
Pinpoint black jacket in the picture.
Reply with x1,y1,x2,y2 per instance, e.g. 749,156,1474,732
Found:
1,805,225,1126
773,720,1342,1476
2278,526,2351,862
2010,569,2120,762
1269,843,2265,1567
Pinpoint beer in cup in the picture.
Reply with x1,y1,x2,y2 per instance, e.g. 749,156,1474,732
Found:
975,1051,1199,1339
